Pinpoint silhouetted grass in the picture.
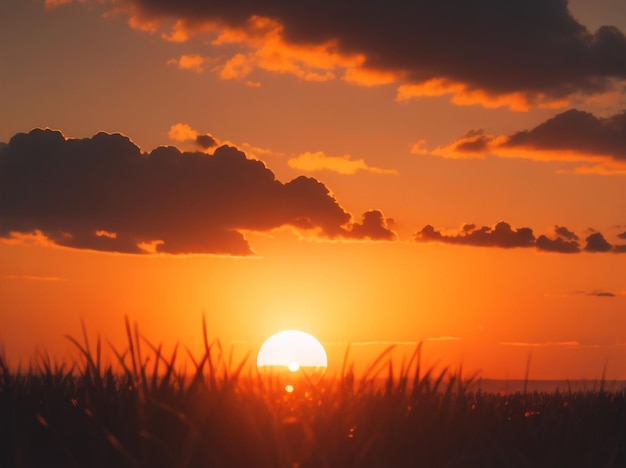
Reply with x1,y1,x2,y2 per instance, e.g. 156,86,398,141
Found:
2,319,626,467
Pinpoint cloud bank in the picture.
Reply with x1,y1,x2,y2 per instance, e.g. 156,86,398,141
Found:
415,222,625,254
0,129,396,255
60,0,626,110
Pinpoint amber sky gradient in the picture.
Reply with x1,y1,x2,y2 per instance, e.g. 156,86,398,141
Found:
1,0,626,379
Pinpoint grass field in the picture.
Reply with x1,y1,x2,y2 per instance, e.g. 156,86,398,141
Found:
2,320,626,467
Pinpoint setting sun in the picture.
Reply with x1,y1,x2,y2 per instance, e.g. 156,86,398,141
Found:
256,330,328,370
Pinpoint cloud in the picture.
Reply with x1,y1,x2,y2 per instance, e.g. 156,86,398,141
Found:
167,123,198,142
0,129,397,255
195,134,218,149
325,336,461,346
554,225,579,241
503,109,626,161
287,151,397,175
566,290,620,298
168,124,278,160
558,164,626,176
536,235,581,254
1,275,67,282
618,231,626,240
425,336,461,342
500,341,580,348
240,142,283,160
345,210,396,241
166,54,212,73
343,67,397,87
409,139,429,156
218,52,255,80
416,222,624,254
99,0,626,109
428,129,507,159
207,17,353,84
424,109,626,172
44,0,86,8
396,79,536,111
330,341,421,347
587,291,616,298
584,232,613,253
45,0,71,6
167,123,219,151
536,226,581,253
416,221,535,248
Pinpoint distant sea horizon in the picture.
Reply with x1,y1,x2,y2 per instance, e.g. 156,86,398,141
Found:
473,378,626,394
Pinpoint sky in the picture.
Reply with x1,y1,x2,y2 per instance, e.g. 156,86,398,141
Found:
1,0,626,380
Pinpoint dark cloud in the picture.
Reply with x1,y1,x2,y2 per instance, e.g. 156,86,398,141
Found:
436,108,626,164
584,232,613,252
504,109,626,159
195,134,218,149
535,225,580,253
415,221,535,248
0,129,396,255
581,232,626,253
416,222,626,254
125,0,626,103
554,225,579,241
536,235,580,254
346,210,396,241
587,291,616,297
417,225,444,242
618,231,626,240
462,223,476,233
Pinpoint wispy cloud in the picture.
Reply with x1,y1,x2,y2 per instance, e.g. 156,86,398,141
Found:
44,0,82,8
324,337,460,347
166,54,216,73
574,290,620,298
2,274,67,282
425,336,462,342
350,341,421,347
587,291,616,297
546,290,625,298
288,151,397,175
500,341,581,348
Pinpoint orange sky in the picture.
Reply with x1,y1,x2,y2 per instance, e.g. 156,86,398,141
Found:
1,0,626,380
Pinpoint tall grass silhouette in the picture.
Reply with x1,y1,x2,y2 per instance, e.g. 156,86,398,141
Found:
2,318,626,467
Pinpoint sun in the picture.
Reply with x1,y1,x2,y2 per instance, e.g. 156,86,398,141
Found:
256,330,328,370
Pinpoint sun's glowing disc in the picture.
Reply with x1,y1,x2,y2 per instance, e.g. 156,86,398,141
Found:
256,330,328,369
